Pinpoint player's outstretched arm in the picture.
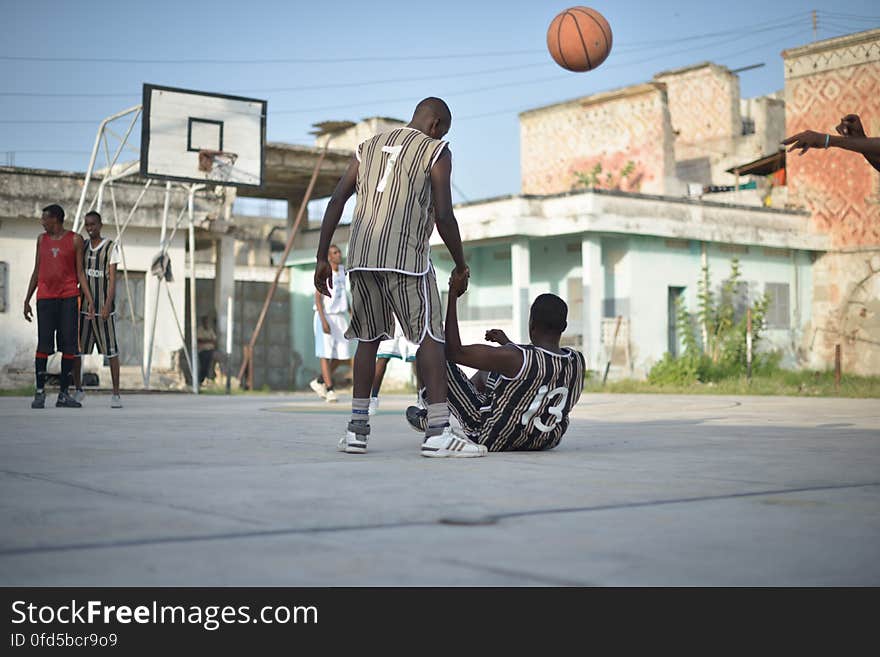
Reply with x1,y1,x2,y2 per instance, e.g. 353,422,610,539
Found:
430,149,469,292
782,120,880,173
444,271,522,378
315,156,358,296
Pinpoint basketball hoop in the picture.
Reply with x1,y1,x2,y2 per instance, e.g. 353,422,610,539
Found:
198,149,239,178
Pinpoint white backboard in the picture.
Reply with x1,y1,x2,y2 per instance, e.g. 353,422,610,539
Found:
140,84,266,188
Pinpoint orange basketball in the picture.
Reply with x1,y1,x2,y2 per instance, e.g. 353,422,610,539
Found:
547,7,613,72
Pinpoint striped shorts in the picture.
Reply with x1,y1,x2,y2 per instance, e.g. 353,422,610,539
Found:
79,312,119,358
345,269,443,345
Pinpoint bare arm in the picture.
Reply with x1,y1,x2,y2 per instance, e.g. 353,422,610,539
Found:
23,235,41,322
834,114,880,172
314,156,358,296
430,149,468,281
782,126,880,172
314,290,331,333
102,262,117,320
445,272,522,377
74,235,95,317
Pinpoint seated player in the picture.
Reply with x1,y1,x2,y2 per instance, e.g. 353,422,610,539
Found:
369,319,423,415
408,274,586,451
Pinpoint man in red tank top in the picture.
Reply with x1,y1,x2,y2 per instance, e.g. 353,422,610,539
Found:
23,204,95,408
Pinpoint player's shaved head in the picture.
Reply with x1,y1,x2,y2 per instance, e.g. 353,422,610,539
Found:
409,97,452,139
413,97,452,124
530,294,568,335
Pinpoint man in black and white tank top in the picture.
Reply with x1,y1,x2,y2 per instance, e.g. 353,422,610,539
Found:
409,277,586,452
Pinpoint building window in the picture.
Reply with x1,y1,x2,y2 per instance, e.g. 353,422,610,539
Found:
721,279,749,323
719,244,749,255
765,283,790,329
0,262,7,313
742,117,756,135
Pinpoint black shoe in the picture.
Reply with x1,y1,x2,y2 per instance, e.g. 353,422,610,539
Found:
55,391,82,408
31,392,45,409
405,405,427,433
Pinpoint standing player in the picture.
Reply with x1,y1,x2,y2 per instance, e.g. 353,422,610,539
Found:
314,97,484,457
309,244,350,403
408,274,586,452
23,204,95,408
72,211,123,407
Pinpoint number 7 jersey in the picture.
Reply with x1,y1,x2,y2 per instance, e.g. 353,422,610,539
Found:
348,128,448,275
482,345,586,451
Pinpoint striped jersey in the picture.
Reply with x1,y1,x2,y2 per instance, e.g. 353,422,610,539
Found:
81,238,120,314
347,127,448,275
478,345,586,451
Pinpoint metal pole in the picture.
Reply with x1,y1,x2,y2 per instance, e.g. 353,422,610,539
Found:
188,186,199,395
602,315,623,385
746,307,753,382
835,344,841,392
237,144,330,383
701,242,709,352
72,104,141,233
226,295,233,395
145,181,172,388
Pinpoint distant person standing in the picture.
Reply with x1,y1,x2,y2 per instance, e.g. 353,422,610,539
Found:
310,244,350,403
197,316,218,386
369,319,424,415
72,211,123,408
23,204,95,408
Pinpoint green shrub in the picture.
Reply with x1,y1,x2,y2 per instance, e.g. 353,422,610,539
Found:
648,258,781,384
648,353,700,385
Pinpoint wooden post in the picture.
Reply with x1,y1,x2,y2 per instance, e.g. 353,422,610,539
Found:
746,307,753,381
835,344,841,392
237,144,330,384
602,315,623,385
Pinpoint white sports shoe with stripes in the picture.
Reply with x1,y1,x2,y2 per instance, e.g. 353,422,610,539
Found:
338,422,369,454
421,425,487,458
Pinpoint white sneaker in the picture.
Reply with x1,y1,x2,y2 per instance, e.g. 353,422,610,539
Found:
421,426,487,458
309,378,328,399
338,423,369,454
324,389,338,403
73,389,85,403
368,397,379,415
111,394,122,409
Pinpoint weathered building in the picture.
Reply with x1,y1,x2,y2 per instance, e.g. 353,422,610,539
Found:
782,29,880,376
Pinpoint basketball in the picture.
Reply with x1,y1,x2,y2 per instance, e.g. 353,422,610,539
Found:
546,7,613,72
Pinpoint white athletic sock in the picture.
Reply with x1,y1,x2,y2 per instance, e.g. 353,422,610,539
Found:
425,403,449,438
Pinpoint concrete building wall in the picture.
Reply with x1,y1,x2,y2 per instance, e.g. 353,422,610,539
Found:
520,83,675,196
807,249,880,377
655,63,741,165
782,29,880,375
313,117,406,151
783,29,880,247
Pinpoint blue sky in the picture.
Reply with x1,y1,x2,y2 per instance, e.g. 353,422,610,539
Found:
2,0,878,203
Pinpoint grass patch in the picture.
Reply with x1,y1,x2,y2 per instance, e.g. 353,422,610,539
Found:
0,386,34,397
585,370,880,398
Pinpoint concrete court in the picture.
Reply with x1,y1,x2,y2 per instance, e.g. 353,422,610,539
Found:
0,391,878,587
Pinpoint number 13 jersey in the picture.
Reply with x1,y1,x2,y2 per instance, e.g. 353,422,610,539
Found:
482,345,586,451
348,128,448,275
